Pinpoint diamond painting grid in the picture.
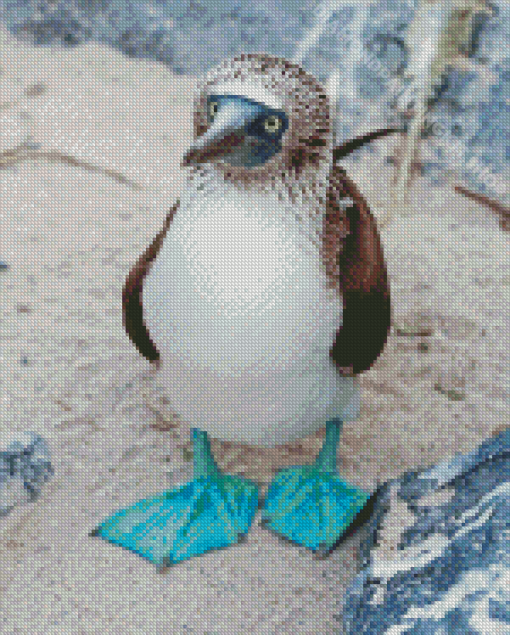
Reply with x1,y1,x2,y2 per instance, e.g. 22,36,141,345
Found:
0,6,508,633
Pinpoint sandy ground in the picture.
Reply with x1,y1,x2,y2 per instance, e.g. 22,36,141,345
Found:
0,26,508,634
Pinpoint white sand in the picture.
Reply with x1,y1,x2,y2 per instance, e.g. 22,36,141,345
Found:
0,26,508,633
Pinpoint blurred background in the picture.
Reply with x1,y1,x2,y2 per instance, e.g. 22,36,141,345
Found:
1,0,508,207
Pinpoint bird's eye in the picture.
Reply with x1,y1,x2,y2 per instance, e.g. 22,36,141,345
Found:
264,115,282,134
208,101,219,119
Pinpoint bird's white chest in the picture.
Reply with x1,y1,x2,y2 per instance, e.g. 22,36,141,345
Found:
143,180,356,446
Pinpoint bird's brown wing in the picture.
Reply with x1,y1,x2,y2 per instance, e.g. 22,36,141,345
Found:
323,165,391,375
122,201,179,363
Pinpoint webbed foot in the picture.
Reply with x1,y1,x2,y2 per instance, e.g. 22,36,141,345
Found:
261,419,369,555
91,429,258,568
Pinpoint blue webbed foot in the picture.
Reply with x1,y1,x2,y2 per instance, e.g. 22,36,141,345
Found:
91,429,259,568
261,419,369,555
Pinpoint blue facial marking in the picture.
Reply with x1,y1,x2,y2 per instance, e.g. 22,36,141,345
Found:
207,94,289,167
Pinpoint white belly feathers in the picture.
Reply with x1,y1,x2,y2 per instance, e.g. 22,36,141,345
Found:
143,178,360,446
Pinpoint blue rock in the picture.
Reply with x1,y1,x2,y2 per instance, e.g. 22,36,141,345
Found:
343,427,510,634
0,431,53,517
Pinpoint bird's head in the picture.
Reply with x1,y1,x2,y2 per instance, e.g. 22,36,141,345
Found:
182,54,333,187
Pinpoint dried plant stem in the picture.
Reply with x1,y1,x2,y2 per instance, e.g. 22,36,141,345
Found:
0,144,143,190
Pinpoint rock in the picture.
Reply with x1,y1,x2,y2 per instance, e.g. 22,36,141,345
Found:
0,431,53,518
343,426,510,634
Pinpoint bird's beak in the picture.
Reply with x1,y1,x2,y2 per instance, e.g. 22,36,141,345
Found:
182,102,252,167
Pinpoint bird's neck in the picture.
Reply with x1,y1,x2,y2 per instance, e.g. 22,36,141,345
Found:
183,163,331,251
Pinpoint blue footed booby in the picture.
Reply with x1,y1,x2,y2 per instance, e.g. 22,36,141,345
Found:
92,54,391,568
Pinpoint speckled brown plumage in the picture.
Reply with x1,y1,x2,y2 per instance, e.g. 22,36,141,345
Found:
191,53,332,192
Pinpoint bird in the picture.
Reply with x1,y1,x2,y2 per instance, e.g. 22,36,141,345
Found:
91,53,391,569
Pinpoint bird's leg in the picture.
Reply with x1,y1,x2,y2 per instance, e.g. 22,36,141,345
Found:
261,419,370,557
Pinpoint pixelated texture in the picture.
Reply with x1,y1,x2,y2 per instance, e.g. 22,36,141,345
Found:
0,431,53,516
0,3,508,632
90,51,388,571
2,0,509,205
192,53,333,190
129,53,389,445
343,426,510,634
